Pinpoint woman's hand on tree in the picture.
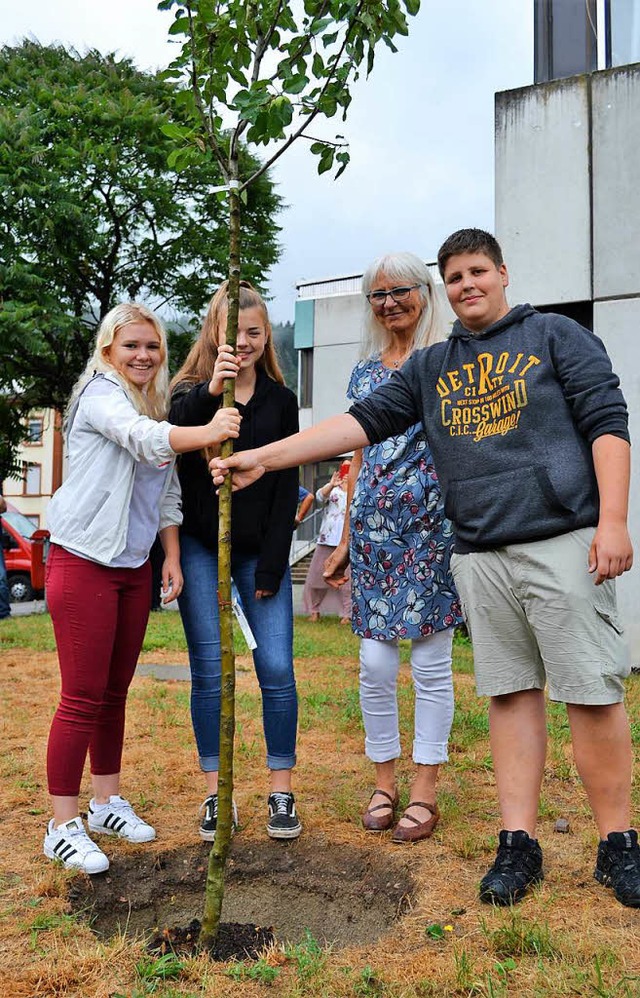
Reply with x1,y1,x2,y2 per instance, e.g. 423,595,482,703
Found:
208,344,240,397
209,406,241,445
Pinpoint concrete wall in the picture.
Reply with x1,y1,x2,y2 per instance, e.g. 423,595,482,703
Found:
310,294,364,422
495,77,592,305
496,64,640,664
595,298,640,653
592,65,640,298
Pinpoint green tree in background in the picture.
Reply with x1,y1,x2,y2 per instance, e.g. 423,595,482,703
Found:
159,0,421,949
0,40,282,458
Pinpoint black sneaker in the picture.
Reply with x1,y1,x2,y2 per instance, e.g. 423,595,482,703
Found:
198,794,238,842
594,829,640,907
479,829,543,905
267,792,302,840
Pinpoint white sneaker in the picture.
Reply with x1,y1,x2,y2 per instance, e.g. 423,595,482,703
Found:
87,795,156,843
43,817,109,874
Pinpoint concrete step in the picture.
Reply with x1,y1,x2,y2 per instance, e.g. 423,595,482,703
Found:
290,550,314,585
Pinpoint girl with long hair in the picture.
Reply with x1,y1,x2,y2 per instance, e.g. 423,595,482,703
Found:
43,303,239,873
170,281,302,842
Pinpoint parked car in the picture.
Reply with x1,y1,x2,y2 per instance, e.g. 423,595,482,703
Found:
1,503,49,602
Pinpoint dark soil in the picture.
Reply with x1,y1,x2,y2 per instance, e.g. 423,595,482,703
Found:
147,918,275,961
69,834,415,958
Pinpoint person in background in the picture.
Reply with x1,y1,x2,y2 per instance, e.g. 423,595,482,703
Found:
169,280,302,843
295,485,314,527
322,253,462,843
0,494,11,620
210,228,639,910
43,303,239,874
302,461,352,624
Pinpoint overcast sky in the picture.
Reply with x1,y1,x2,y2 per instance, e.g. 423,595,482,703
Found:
2,1,534,322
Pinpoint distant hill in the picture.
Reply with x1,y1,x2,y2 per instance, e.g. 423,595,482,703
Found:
272,321,297,394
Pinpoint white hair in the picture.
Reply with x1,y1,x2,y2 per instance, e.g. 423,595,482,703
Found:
360,251,444,359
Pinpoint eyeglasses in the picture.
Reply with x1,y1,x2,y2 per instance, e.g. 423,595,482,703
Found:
366,284,422,306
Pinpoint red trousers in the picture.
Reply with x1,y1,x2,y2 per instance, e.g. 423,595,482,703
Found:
45,544,150,796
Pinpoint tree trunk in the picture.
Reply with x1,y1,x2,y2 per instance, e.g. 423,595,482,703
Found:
199,175,241,951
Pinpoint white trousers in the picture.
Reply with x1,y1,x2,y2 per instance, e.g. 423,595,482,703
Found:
359,629,454,766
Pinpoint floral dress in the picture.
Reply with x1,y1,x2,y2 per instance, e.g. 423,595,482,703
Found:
347,356,462,641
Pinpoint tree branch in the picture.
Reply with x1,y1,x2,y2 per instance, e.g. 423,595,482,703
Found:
239,0,366,193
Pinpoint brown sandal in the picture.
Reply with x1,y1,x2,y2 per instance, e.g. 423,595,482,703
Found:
391,801,440,843
361,789,399,832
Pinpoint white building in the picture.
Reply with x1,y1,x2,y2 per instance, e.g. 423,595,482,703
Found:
2,408,62,528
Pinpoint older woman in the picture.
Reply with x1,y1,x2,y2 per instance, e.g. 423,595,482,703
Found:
325,253,462,843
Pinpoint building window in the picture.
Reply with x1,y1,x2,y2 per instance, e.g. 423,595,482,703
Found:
23,463,42,496
606,0,640,68
299,348,313,408
26,416,44,445
535,301,593,331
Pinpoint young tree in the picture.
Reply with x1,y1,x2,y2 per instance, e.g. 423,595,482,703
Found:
0,40,281,464
160,0,421,949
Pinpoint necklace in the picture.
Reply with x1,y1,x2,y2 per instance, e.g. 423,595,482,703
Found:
383,350,410,369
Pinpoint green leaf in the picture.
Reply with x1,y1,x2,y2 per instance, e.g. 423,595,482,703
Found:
334,149,350,179
282,73,309,95
168,16,191,36
322,30,338,47
317,145,334,174
425,924,445,940
160,121,190,140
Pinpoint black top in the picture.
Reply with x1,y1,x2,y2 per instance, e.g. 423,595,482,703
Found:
169,368,299,593
350,305,629,554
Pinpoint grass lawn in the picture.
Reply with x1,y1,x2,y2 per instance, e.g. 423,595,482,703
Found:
1,611,639,996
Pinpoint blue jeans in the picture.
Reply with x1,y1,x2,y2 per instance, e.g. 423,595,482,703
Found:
178,533,297,772
0,548,10,619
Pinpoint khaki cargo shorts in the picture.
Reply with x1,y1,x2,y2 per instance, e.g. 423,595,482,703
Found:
450,528,629,704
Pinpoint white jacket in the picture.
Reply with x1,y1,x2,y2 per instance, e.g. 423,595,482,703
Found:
47,373,182,565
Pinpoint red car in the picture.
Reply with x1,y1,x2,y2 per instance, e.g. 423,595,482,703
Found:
1,502,49,602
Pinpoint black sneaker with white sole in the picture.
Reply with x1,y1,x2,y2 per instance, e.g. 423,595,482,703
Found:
199,794,238,842
595,829,640,907
267,792,302,840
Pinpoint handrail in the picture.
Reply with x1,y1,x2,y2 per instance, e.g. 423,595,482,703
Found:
289,507,323,565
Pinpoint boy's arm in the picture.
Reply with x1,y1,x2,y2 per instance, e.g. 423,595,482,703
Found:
589,434,633,585
210,365,421,491
211,414,369,490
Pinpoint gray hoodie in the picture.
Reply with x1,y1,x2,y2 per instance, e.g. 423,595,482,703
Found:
349,305,629,554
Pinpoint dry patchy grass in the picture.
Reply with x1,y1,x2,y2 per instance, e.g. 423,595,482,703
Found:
1,614,640,996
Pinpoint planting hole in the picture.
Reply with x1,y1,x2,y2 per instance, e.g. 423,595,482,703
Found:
69,835,415,955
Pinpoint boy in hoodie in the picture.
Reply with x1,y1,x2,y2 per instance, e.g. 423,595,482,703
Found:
210,228,638,908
